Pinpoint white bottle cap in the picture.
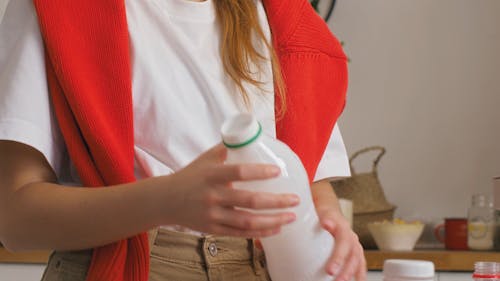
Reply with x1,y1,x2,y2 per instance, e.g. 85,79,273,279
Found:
383,259,435,279
221,114,261,148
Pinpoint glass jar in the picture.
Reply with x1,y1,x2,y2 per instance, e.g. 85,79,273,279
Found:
495,209,500,250
494,177,500,250
472,262,499,281
468,194,495,250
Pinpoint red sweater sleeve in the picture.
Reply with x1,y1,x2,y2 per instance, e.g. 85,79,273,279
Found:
270,0,348,182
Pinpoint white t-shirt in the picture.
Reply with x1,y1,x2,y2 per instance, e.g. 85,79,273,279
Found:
0,0,350,225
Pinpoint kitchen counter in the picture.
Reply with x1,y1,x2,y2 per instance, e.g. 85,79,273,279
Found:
365,249,500,271
0,248,49,264
2,247,499,272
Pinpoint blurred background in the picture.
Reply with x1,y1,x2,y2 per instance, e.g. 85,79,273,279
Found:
328,0,500,223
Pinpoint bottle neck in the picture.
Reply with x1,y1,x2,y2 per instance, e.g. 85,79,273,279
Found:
472,194,493,208
223,122,262,149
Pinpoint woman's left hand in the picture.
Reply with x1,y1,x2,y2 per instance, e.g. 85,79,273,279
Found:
312,180,367,281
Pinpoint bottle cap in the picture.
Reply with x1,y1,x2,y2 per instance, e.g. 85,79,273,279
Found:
221,114,262,148
383,259,435,279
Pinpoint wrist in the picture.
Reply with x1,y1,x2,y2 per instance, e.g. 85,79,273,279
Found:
311,180,342,212
149,172,186,227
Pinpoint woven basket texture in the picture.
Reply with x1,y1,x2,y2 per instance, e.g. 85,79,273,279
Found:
332,146,396,249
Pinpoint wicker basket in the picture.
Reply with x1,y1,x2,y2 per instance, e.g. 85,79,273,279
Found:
331,146,396,249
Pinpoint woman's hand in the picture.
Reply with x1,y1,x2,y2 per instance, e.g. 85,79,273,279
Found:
312,180,367,281
163,143,300,237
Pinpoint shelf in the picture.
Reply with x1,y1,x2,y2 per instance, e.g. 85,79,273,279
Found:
365,250,500,271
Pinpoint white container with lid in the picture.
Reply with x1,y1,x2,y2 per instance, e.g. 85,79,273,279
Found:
221,114,334,281
383,259,435,281
472,261,500,281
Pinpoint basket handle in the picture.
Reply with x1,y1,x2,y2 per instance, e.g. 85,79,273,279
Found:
349,146,386,174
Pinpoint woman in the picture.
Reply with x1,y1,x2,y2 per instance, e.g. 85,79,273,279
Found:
0,0,366,280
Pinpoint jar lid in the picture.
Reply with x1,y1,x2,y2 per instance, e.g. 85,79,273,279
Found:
383,259,435,278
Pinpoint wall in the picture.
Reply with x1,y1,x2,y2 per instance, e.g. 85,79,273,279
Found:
328,0,500,221
0,0,7,22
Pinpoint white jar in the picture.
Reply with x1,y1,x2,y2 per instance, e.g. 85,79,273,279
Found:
383,259,435,281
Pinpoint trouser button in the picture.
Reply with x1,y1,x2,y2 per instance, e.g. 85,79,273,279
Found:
208,242,218,257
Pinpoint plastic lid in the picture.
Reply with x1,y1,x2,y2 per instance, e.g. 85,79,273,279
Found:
383,259,435,279
221,114,262,148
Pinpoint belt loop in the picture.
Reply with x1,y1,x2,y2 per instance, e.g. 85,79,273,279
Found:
250,239,261,274
200,235,210,265
148,227,159,252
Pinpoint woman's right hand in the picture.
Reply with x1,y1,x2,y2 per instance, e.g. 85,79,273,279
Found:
162,143,299,238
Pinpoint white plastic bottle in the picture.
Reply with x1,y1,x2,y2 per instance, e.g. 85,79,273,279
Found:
221,114,334,281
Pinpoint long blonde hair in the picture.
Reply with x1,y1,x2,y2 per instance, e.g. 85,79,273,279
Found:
214,0,286,116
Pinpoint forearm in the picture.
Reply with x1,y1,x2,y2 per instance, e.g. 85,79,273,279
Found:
311,179,341,213
0,142,296,252
1,176,171,252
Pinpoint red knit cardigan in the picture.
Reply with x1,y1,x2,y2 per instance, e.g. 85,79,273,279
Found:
33,1,348,280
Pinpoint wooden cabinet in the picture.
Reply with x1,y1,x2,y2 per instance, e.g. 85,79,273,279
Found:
367,271,472,281
365,250,499,271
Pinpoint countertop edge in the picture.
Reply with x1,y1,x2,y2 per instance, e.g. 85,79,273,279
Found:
0,248,50,264
1,247,499,271
365,249,500,271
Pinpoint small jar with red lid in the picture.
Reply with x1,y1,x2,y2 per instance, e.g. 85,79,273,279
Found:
472,262,500,281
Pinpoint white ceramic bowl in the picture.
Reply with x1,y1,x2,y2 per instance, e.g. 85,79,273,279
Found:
367,221,424,251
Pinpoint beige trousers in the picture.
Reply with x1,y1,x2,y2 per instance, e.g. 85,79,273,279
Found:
40,228,271,281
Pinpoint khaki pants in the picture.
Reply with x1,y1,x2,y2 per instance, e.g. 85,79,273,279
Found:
40,228,271,281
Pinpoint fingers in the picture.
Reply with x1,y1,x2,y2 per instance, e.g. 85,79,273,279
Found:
209,224,282,238
323,218,350,274
198,205,295,238
206,163,281,183
333,243,366,281
220,188,300,210
213,207,296,231
321,215,366,281
355,253,367,281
